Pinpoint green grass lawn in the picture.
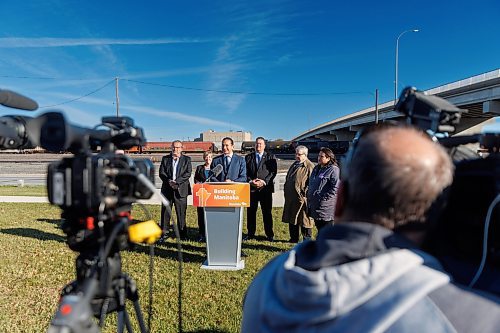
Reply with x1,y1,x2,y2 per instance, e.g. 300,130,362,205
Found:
0,202,295,332
0,185,47,196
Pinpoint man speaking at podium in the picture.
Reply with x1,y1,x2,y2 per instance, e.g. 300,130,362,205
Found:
211,137,247,182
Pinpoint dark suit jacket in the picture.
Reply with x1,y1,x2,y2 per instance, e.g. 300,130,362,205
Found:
194,164,210,184
210,154,247,182
159,154,192,197
245,151,277,193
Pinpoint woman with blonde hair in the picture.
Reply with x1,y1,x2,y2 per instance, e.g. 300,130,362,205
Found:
194,150,213,242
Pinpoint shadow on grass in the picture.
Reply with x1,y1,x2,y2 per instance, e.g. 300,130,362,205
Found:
242,239,286,252
186,329,228,333
36,218,63,226
132,243,206,263
0,227,65,242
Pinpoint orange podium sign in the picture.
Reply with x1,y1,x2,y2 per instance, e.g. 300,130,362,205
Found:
193,182,250,207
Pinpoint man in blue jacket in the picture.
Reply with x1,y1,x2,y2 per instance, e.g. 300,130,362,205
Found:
210,137,246,182
242,124,500,332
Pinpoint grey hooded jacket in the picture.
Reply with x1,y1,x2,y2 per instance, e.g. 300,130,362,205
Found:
241,222,500,332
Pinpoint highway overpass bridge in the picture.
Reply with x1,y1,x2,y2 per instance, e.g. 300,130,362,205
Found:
294,69,500,142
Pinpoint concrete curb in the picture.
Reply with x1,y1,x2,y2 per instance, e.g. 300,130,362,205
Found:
0,189,286,207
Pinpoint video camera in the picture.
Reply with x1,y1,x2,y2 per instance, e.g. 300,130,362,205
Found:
42,113,155,251
396,87,500,294
1,89,161,332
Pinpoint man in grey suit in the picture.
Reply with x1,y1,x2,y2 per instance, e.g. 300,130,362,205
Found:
210,137,246,182
159,140,192,240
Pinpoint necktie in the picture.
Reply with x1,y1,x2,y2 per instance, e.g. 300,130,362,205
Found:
256,154,261,165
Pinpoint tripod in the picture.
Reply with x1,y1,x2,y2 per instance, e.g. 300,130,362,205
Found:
48,218,149,333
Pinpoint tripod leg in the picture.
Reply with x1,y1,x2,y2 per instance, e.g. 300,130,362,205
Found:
117,309,126,333
133,298,148,333
99,297,111,327
123,308,134,333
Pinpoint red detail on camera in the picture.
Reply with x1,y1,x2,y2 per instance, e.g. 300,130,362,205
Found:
86,217,95,230
61,304,72,316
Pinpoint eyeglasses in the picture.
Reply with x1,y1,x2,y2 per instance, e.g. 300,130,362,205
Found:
173,146,183,149
295,152,305,156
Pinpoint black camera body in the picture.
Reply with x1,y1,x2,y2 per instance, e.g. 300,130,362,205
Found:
0,98,160,330
396,86,464,134
396,87,500,293
47,152,154,214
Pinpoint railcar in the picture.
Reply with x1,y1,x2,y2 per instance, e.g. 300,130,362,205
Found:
125,141,215,154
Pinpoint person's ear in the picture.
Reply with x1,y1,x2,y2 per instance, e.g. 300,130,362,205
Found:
335,180,348,219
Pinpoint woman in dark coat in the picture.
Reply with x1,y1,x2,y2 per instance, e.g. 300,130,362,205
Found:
307,147,340,232
194,151,213,242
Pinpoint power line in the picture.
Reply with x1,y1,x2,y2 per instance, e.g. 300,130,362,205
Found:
1,74,372,97
39,79,116,108
0,75,58,80
122,78,367,96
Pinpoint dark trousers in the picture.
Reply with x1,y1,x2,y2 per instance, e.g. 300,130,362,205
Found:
315,219,334,232
196,207,206,237
161,190,188,237
247,190,274,238
288,223,312,243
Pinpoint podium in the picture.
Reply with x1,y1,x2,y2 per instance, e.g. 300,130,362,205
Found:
193,182,250,270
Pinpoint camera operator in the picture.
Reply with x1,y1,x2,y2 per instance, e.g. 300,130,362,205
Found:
241,123,500,332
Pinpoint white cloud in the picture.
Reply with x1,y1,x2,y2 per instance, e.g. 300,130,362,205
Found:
205,5,296,112
38,92,244,129
36,104,101,126
0,37,217,48
124,105,244,129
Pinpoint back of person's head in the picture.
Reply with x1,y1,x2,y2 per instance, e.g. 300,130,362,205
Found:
339,124,453,230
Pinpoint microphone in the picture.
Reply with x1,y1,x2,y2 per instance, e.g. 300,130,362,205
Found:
205,164,223,182
0,89,38,111
212,164,223,177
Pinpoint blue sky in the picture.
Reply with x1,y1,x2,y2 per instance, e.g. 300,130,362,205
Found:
0,0,499,141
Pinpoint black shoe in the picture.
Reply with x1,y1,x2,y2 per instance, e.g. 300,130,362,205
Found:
197,236,206,243
288,238,298,243
243,235,255,241
267,236,274,242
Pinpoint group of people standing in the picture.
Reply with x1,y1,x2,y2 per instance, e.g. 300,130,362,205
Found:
241,123,500,333
157,136,340,243
282,145,340,243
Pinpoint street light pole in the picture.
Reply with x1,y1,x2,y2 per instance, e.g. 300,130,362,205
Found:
394,29,419,106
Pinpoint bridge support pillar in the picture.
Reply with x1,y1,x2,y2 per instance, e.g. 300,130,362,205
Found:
483,100,500,115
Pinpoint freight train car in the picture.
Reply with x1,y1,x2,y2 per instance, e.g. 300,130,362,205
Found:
240,140,294,153
295,140,350,155
125,141,215,154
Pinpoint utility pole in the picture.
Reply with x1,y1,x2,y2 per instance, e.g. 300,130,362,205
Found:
375,89,379,124
115,77,120,117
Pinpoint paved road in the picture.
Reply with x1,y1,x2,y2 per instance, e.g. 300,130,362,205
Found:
0,153,294,206
0,175,46,186
0,188,286,207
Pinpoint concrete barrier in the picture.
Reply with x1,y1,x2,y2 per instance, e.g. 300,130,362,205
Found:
0,173,289,207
